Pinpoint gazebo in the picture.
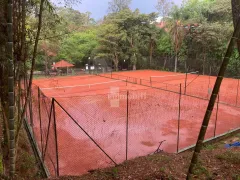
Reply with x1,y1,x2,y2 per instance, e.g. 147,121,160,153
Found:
52,60,74,75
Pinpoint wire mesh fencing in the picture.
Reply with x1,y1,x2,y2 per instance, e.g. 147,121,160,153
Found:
24,82,240,177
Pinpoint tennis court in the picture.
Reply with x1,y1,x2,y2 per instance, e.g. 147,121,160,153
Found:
28,70,240,176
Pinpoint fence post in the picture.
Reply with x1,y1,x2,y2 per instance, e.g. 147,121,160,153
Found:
52,98,60,176
126,91,129,161
177,84,182,153
213,95,219,137
236,78,239,106
29,89,33,126
38,87,44,157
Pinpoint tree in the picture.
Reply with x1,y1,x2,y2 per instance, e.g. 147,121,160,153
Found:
164,0,233,74
58,29,98,65
156,30,173,69
95,23,126,71
108,0,132,13
187,16,240,179
1,0,81,178
156,0,173,18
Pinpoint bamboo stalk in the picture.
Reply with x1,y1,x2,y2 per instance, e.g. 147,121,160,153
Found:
186,17,240,179
7,0,15,176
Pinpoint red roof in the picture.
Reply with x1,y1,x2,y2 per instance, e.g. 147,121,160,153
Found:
53,60,74,68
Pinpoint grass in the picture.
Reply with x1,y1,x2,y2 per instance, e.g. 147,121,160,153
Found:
203,143,218,150
193,162,212,178
146,154,171,163
215,150,240,164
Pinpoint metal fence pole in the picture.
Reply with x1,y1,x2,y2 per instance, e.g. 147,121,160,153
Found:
213,95,220,137
177,84,182,153
38,87,44,157
126,91,129,161
236,78,239,106
29,89,33,126
52,98,59,176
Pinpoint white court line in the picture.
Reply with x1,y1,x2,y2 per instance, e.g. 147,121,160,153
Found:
40,80,125,90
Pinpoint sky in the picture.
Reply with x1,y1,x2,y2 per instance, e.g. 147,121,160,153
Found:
70,0,182,20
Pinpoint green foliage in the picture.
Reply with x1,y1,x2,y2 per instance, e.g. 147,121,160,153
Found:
157,31,173,55
58,29,98,65
31,0,239,76
95,9,160,70
164,0,234,73
226,49,240,77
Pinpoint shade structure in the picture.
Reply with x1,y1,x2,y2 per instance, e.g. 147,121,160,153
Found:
53,60,74,68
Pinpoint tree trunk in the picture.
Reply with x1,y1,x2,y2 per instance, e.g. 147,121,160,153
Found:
7,0,15,176
203,52,206,75
133,53,137,70
114,52,118,71
186,17,240,179
163,56,167,69
174,55,177,72
149,38,153,68
231,0,240,53
16,0,45,146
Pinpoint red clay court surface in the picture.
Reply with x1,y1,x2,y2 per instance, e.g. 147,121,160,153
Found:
31,70,240,176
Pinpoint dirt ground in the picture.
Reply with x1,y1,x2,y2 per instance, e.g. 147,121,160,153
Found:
51,133,240,180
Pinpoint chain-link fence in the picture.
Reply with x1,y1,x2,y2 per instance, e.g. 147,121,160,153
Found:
24,77,240,177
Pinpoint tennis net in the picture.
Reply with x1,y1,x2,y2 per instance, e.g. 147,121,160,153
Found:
40,80,127,97
150,72,199,83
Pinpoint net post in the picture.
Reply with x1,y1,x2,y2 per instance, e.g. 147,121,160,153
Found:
236,78,239,106
38,87,44,157
126,91,129,161
213,94,219,137
111,71,112,79
150,77,152,87
52,98,60,177
177,83,182,153
140,79,142,85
